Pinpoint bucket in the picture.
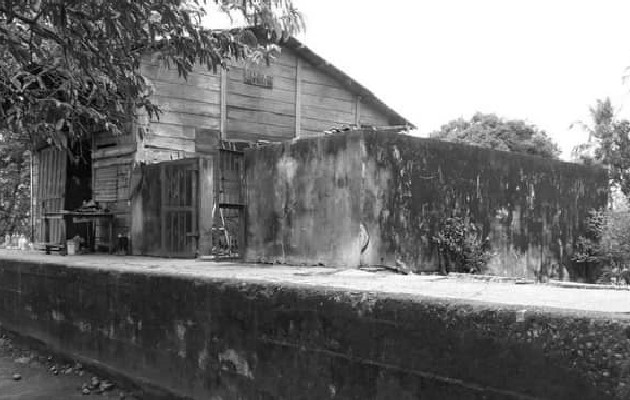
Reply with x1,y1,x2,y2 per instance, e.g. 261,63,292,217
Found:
66,240,76,256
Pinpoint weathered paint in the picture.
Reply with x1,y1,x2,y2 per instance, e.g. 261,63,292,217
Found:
244,131,608,279
130,158,201,257
0,258,629,399
245,134,366,266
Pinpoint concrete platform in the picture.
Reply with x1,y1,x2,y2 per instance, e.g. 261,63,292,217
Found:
1,251,630,399
1,250,629,315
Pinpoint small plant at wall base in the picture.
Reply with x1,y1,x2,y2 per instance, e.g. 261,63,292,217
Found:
432,217,491,275
573,209,630,284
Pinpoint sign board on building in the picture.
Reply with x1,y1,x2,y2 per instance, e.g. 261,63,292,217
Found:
243,69,273,89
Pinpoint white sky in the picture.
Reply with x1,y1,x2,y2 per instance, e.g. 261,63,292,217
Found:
291,0,630,159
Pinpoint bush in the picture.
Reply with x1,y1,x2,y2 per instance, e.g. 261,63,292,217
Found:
433,217,491,274
573,209,630,283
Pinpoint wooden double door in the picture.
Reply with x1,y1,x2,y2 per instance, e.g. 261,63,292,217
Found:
136,152,245,259
140,159,199,257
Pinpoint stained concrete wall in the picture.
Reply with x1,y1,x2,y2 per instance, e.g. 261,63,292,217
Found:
0,258,629,399
245,134,366,267
244,131,608,279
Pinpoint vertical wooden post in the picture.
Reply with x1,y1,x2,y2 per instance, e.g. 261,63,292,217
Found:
160,164,166,257
197,158,214,257
191,165,198,255
220,67,227,140
295,56,302,138
29,148,34,242
355,96,362,127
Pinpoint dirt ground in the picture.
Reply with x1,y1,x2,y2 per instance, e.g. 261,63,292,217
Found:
2,249,630,315
0,331,140,400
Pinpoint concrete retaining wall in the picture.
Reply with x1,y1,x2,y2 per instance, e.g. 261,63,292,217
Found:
0,258,629,399
244,132,608,279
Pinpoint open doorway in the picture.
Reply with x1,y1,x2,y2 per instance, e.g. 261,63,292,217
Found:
211,149,245,259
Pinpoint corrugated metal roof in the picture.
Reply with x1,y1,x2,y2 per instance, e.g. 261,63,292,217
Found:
281,37,416,130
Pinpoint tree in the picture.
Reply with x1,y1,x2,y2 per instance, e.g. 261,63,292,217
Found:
0,130,31,237
571,97,614,165
431,112,561,159
0,0,304,148
572,98,630,199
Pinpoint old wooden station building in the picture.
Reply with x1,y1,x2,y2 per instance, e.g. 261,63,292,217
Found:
32,37,413,258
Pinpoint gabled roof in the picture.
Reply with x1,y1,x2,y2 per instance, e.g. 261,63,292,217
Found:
150,28,415,130
281,37,416,130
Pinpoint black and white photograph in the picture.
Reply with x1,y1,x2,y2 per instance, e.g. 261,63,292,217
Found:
0,1,629,398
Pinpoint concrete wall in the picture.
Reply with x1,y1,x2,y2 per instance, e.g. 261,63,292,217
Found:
244,131,608,279
0,258,628,399
245,134,365,267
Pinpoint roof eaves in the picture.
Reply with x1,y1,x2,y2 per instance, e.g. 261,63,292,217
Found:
282,37,416,130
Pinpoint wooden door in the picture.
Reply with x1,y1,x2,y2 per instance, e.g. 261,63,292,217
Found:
139,159,199,257
37,147,67,244
218,149,244,206
160,159,198,257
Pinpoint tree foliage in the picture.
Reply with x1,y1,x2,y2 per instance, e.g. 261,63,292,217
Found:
431,112,561,159
571,98,614,165
573,209,630,284
0,130,30,236
432,216,490,274
572,98,630,198
0,0,303,147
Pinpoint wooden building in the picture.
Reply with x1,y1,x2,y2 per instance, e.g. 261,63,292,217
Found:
33,37,413,257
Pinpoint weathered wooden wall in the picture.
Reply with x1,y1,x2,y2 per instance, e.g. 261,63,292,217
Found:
31,150,40,241
298,61,390,137
33,145,92,244
226,50,297,141
130,157,213,257
33,148,67,243
92,132,135,241
137,55,222,162
93,56,222,242
225,47,394,140
244,131,609,280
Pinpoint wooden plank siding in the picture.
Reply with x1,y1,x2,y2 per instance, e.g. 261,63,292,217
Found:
138,56,221,160
358,100,392,126
35,148,67,244
298,58,358,137
31,151,39,241
225,50,297,141
92,151,133,240
132,49,393,156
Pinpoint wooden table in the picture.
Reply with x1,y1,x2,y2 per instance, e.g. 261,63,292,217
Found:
43,211,115,255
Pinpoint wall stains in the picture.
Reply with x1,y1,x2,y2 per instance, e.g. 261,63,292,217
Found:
0,259,627,399
245,131,608,279
218,349,254,379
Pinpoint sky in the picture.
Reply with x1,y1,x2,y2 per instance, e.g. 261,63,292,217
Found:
290,0,630,159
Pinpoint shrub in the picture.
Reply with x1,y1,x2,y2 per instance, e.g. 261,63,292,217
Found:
573,209,630,283
433,217,491,274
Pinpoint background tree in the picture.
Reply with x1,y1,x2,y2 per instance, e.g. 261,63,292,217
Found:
572,98,630,199
430,112,561,159
571,97,615,165
0,0,303,148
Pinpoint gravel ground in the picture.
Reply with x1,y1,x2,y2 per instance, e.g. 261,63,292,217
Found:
0,331,140,400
